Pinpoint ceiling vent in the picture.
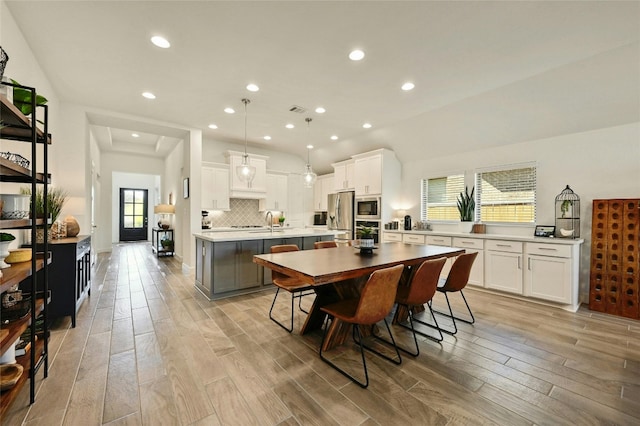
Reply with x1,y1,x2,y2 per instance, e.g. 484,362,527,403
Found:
289,105,307,114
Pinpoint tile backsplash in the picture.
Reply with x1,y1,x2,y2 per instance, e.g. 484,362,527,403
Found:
207,199,268,227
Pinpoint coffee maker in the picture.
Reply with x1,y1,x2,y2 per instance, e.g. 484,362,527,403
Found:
404,215,412,230
201,210,212,229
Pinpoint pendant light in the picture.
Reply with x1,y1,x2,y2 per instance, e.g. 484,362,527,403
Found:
302,117,317,188
236,98,256,184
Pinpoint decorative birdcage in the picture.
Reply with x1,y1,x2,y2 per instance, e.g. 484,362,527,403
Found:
0,46,8,79
555,185,580,238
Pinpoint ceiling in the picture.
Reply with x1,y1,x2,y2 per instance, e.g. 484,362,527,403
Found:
5,1,639,173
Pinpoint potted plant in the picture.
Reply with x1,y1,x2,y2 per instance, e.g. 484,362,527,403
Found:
357,225,375,248
278,215,286,227
161,239,174,251
0,232,16,268
20,186,67,224
457,186,475,233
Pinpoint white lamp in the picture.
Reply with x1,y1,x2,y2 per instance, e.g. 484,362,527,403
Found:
236,98,256,184
154,204,175,229
302,117,317,188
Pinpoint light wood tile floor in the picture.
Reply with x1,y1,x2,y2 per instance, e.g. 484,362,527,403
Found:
4,242,640,425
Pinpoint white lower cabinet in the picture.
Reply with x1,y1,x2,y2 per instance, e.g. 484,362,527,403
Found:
485,240,523,294
382,232,402,242
453,237,484,287
402,234,425,245
426,236,453,279
524,243,573,304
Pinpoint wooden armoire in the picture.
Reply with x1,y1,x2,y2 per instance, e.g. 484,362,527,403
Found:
589,199,640,319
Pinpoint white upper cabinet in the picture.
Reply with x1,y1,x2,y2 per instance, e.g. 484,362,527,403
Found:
259,172,288,212
354,154,382,195
332,160,355,192
313,174,333,211
201,163,230,210
226,151,268,199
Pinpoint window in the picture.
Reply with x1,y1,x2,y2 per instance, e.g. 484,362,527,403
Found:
421,174,465,221
476,164,536,223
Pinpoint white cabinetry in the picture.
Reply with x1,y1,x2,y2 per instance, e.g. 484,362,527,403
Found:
382,232,403,242
354,155,382,195
453,237,484,287
313,174,333,211
201,163,230,210
403,234,425,245
426,235,453,279
524,243,573,304
485,240,523,294
332,160,355,192
226,151,268,199
259,172,288,212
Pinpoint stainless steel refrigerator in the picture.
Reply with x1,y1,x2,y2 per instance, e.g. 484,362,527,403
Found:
327,191,354,242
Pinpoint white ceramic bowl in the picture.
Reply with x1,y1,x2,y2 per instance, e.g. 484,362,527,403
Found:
560,228,574,237
0,194,30,220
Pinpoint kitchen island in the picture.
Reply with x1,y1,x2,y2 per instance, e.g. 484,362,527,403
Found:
193,228,339,300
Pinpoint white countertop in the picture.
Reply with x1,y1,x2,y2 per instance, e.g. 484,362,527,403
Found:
383,229,584,245
194,227,340,242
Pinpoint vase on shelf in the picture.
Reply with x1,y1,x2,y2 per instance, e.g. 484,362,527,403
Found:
0,240,12,268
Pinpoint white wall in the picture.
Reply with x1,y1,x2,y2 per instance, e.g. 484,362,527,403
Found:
399,122,640,301
164,139,184,259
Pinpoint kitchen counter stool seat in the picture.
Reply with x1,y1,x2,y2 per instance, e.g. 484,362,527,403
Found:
268,244,314,332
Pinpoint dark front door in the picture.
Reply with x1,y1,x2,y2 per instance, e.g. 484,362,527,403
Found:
119,188,148,241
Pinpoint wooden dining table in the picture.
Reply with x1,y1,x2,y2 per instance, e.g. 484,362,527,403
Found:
253,243,464,349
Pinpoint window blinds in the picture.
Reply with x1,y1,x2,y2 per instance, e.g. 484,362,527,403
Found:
421,174,464,221
476,166,536,223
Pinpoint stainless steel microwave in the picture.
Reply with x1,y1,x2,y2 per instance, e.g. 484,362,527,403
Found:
355,197,381,220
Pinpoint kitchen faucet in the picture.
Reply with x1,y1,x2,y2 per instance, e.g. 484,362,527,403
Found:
265,211,274,234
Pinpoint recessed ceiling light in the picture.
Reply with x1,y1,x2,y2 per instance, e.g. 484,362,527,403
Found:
306,145,314,149
246,83,259,92
132,133,140,138
263,135,271,140
224,107,235,114
150,36,170,49
401,82,415,91
349,49,365,61
363,123,372,129
315,107,326,114
285,124,294,129
330,135,338,141
208,124,218,129
142,92,156,99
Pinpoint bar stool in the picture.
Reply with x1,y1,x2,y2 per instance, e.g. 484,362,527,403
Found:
393,257,447,355
319,264,404,388
433,252,478,335
268,244,314,332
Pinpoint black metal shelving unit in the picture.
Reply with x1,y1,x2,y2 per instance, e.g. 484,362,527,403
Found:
0,81,50,416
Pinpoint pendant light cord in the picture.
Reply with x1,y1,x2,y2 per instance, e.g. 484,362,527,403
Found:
242,98,250,155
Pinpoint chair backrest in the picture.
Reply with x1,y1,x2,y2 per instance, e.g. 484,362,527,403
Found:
404,257,447,306
314,241,338,249
353,264,404,325
270,244,299,281
440,252,478,292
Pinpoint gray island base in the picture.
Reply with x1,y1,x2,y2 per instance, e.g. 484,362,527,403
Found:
194,229,337,300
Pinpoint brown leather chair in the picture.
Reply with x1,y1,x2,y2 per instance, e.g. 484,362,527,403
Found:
268,244,314,332
319,264,404,388
433,252,478,334
314,240,338,249
393,257,447,355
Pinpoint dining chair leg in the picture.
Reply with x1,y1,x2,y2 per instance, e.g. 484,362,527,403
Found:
319,316,370,388
269,288,294,333
432,291,475,334
297,290,314,314
399,303,444,346
353,319,402,366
